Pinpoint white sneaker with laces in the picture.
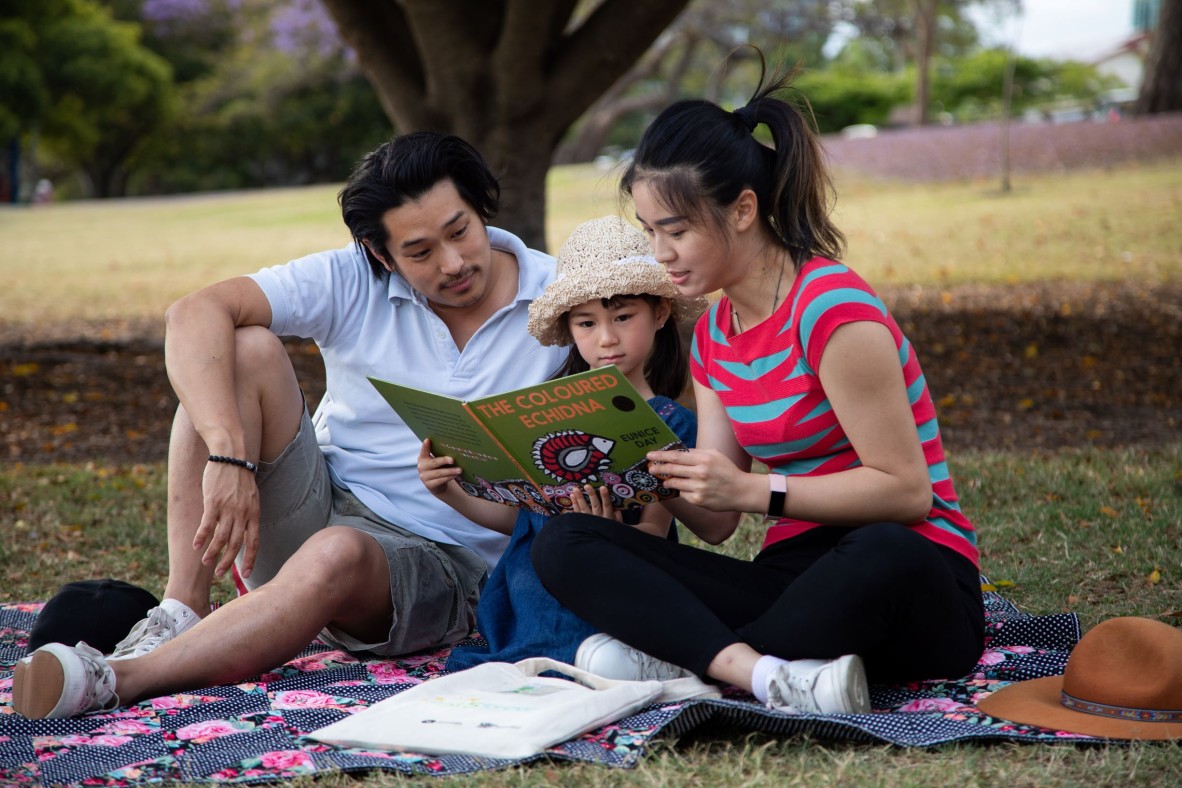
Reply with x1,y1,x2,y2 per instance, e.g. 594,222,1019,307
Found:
574,633,693,681
12,642,120,719
108,599,200,660
765,654,870,715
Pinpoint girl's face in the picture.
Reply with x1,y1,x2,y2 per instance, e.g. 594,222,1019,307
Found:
631,180,732,298
567,296,670,390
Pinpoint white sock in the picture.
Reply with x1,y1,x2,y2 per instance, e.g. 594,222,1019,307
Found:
750,654,789,704
159,598,201,634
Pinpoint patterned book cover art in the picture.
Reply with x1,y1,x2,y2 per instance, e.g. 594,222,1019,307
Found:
368,366,685,514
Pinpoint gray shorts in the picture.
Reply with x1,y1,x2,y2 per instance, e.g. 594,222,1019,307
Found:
236,409,486,656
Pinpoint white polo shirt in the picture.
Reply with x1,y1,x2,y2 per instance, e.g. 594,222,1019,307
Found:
248,227,565,567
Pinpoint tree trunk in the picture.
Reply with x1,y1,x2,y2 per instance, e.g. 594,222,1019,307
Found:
4,136,19,204
479,118,561,253
1137,0,1182,114
911,0,938,125
320,0,692,252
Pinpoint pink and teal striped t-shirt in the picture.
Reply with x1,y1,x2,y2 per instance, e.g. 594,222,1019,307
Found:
690,257,979,567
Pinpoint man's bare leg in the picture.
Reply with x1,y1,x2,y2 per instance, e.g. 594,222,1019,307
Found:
159,327,306,618
14,328,397,716
111,525,393,704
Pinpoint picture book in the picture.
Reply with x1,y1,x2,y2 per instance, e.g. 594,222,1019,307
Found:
367,366,685,515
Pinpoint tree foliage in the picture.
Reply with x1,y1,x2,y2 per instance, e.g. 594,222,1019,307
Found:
0,12,48,143
123,0,389,194
930,50,1121,122
0,0,176,198
797,69,909,131
830,0,1014,124
41,1,176,197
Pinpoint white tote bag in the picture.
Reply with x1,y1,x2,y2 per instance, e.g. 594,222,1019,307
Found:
307,657,717,760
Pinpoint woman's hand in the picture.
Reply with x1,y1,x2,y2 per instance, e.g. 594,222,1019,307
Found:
646,447,764,513
417,439,462,499
568,483,622,522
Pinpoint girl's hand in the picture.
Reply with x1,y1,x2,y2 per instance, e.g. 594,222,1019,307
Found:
417,439,462,498
647,447,755,512
568,483,622,522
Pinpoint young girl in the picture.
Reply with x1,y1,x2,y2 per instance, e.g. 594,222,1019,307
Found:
531,57,986,716
416,215,706,671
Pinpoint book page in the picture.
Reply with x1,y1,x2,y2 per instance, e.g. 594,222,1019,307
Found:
367,376,551,513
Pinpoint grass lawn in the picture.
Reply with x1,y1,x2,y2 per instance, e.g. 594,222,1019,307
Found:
3,446,1180,783
1,158,1179,327
1,159,1180,783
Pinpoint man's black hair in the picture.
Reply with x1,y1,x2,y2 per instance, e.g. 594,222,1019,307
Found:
339,132,500,277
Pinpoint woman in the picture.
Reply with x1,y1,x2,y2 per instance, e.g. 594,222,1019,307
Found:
531,57,985,716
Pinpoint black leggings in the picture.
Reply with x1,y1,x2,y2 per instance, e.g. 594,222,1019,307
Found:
531,515,985,683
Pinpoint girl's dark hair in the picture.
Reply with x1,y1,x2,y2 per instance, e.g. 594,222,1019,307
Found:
551,294,689,400
620,49,845,270
339,132,500,278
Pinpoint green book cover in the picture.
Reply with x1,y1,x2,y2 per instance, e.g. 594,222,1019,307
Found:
367,366,685,515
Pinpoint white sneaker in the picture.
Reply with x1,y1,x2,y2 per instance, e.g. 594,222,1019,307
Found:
765,654,870,715
12,642,120,719
574,633,693,681
108,599,200,660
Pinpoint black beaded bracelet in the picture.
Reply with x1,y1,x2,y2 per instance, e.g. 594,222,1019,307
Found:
208,455,258,474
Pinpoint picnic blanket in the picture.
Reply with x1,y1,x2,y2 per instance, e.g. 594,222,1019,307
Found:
0,580,1093,786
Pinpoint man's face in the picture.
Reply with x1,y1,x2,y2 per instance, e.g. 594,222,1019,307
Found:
372,179,494,311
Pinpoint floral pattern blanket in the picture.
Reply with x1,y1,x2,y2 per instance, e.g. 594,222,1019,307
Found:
0,582,1092,786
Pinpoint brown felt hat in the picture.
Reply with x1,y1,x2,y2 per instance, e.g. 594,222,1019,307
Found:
976,616,1182,740
527,215,707,347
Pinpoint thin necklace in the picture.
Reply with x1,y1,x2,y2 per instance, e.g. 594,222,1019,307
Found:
732,256,787,334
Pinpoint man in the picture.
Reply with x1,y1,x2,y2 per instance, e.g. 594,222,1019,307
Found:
13,132,565,718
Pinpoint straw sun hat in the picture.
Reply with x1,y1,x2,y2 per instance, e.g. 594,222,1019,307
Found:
976,616,1182,740
527,215,707,347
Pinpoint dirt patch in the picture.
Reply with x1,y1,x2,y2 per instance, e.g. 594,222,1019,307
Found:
2,280,1178,464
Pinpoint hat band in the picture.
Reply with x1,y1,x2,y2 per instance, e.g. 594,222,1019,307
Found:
1060,691,1182,722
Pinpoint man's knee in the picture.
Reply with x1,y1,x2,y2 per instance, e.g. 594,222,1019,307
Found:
233,326,292,382
233,326,306,460
280,526,383,591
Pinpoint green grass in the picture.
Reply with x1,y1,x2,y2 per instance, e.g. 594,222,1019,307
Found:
3,446,1181,781
1,159,1179,327
8,448,1177,623
834,161,1182,288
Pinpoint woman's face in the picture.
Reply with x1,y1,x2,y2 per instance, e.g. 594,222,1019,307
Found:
631,180,731,299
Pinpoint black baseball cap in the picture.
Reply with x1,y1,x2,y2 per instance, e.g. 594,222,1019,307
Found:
28,579,159,654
